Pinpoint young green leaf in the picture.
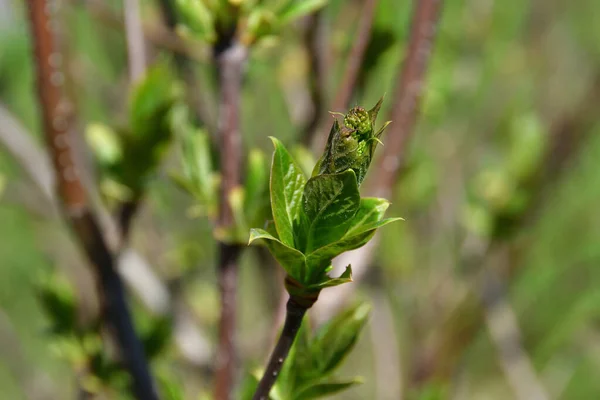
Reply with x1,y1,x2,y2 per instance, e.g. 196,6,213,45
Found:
307,265,353,290
294,378,362,400
310,302,371,375
303,170,360,252
249,228,306,281
269,137,307,248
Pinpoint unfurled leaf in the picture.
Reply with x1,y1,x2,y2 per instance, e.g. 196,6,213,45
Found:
294,378,362,400
303,170,360,253
277,0,328,25
269,137,307,248
249,228,306,281
307,265,353,290
310,302,370,375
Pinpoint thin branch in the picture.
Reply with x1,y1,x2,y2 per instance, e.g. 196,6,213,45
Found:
213,41,247,400
25,2,157,399
252,298,307,400
309,0,379,151
124,0,147,83
481,262,549,400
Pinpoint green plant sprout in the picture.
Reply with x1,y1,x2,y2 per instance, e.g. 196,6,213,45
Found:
248,98,401,399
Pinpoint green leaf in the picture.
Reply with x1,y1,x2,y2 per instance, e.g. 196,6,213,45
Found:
277,0,328,26
303,170,360,253
311,302,371,375
141,316,172,360
307,265,353,290
249,228,306,281
182,128,216,206
175,0,216,42
294,378,362,400
305,230,373,280
269,137,307,248
345,197,390,235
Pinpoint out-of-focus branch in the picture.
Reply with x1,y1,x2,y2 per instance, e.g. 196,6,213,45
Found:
373,0,443,198
117,0,148,242
124,0,147,83
0,102,213,367
25,2,157,398
309,0,380,151
482,261,549,400
214,40,247,400
314,0,444,323
0,103,56,206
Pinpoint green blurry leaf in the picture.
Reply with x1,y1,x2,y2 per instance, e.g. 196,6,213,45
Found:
244,149,270,225
303,170,361,252
294,378,362,400
245,8,277,43
141,316,172,360
249,228,306,281
310,302,370,375
85,123,122,165
269,137,307,248
277,0,328,25
129,64,180,142
36,274,77,335
239,371,262,400
175,0,216,42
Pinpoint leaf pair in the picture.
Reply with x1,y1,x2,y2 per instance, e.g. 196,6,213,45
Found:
249,136,400,289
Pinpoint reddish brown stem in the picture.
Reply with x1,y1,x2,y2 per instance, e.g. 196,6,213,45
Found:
26,2,157,399
372,0,443,197
252,298,307,400
213,41,247,400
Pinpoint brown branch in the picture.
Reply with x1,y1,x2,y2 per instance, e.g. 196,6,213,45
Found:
252,298,307,400
25,2,157,399
310,0,379,151
372,0,443,198
124,0,147,83
213,41,247,400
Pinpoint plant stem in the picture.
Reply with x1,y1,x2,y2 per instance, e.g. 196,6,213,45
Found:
26,2,157,399
252,298,308,400
213,40,247,400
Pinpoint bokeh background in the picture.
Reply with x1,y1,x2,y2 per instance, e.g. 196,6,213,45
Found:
1,0,600,399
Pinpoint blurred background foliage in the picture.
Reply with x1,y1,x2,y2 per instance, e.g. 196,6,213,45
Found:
1,0,600,399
